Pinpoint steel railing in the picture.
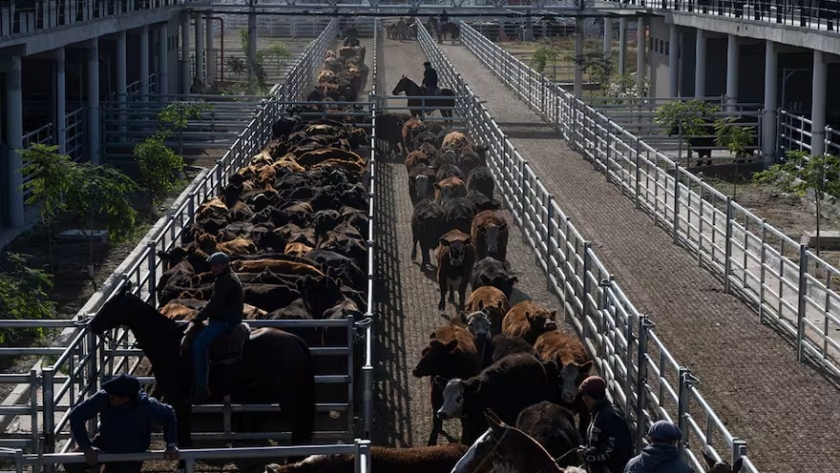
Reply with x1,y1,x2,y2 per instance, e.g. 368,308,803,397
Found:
0,19,348,455
457,17,840,387
417,20,760,473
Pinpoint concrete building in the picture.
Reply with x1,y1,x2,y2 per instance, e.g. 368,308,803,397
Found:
0,0,218,231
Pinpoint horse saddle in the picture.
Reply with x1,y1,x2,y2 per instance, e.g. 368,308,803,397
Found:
209,322,251,365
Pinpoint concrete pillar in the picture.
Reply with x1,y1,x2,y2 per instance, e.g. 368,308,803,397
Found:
116,30,127,137
247,8,258,94
694,29,706,97
636,17,646,96
618,17,627,75
140,25,150,98
726,34,739,111
762,40,778,165
574,17,584,97
811,49,827,156
87,40,101,165
5,55,24,227
206,15,216,85
194,13,205,84
668,24,679,97
603,18,613,58
157,24,169,97
181,13,190,94
55,48,67,155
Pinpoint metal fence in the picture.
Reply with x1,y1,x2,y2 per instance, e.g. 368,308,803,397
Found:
457,17,840,385
418,20,762,473
0,20,368,462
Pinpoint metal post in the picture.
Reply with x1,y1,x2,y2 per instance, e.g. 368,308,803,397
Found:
797,244,808,361
668,24,680,97
676,369,697,459
194,13,205,84
158,23,169,97
723,197,734,293
582,242,593,330
146,241,157,306
634,137,642,209
672,164,681,244
811,50,827,155
574,17,584,97
55,48,68,155
140,26,150,99
86,40,101,165
6,54,25,228
42,367,56,471
636,17,646,97
181,13,191,95
605,118,612,182
635,316,653,452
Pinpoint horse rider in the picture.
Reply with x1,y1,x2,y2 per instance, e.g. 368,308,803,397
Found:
188,251,244,403
577,376,634,473
624,421,693,473
440,9,449,23
422,61,440,96
66,374,179,473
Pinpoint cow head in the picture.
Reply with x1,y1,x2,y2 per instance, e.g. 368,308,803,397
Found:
435,182,454,202
415,174,431,199
460,310,492,343
478,222,507,254
440,236,470,266
525,310,557,334
436,376,478,420
411,335,458,378
559,359,593,403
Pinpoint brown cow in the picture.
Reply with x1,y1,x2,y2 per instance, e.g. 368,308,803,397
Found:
470,210,509,262
197,234,259,256
534,331,592,404
196,197,228,221
502,301,558,345
231,259,324,278
284,242,314,258
405,150,431,172
402,117,423,152
436,229,475,311
464,286,510,335
412,322,482,446
441,131,470,153
265,444,469,473
434,176,467,203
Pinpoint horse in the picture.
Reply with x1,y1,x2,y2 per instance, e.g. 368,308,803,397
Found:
452,409,586,473
397,18,410,41
438,21,460,44
427,17,440,38
392,76,456,121
88,283,317,457
702,450,744,473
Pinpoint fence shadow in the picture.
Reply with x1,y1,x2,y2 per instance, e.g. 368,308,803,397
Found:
372,160,414,447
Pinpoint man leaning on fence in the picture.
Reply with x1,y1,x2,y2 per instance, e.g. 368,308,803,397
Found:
65,374,179,473
624,421,693,473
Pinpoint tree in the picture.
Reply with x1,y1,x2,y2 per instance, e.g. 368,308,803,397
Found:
753,151,840,257
604,73,650,103
157,100,212,155
654,99,721,159
133,135,184,208
17,144,78,271
0,253,55,344
532,41,559,74
714,117,756,199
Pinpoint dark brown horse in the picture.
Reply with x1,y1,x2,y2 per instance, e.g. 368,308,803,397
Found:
392,76,456,121
438,21,460,44
89,283,317,455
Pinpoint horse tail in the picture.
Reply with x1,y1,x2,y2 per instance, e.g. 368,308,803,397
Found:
294,340,317,444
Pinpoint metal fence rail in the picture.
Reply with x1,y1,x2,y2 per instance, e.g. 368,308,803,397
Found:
417,21,761,473
457,17,840,386
0,19,348,455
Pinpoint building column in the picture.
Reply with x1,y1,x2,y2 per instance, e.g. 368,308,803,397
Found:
140,25,150,98
636,17,646,96
55,48,67,155
87,40,101,165
5,55,24,227
603,18,613,59
157,24,169,97
206,15,216,85
726,34,739,111
762,40,778,165
811,50,827,156
194,13,205,84
618,18,627,75
116,30,127,137
694,29,706,97
668,24,679,97
574,17,584,97
181,13,191,94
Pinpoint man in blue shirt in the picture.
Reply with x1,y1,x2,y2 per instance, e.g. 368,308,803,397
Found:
624,421,694,473
66,374,179,473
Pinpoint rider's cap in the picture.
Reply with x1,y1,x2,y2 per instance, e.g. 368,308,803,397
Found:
423,61,432,66
647,420,683,442
578,375,607,399
102,374,141,397
206,252,231,265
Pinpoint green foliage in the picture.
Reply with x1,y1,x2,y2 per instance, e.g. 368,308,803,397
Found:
604,74,650,103
714,117,755,160
157,100,211,134
0,253,55,344
66,163,139,244
133,135,184,206
18,144,77,225
654,99,721,137
234,29,291,94
532,41,559,73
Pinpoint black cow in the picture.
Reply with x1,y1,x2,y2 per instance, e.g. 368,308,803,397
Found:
412,198,445,268
466,166,495,201
516,401,581,467
471,256,517,300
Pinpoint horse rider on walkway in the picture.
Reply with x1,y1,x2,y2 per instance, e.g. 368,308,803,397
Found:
440,9,449,22
67,374,179,473
188,251,245,403
423,61,440,96
578,376,634,473
624,421,694,473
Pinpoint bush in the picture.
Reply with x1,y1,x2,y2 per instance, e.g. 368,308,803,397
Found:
0,253,55,344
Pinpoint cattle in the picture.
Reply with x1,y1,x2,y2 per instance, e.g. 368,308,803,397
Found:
436,230,476,311
470,210,509,262
411,199,445,268
264,444,469,473
408,163,437,205
515,401,581,466
412,322,483,446
489,334,538,365
405,150,431,172
441,197,477,236
471,257,518,300
465,190,500,213
441,131,470,153
466,165,495,201
435,162,466,182
537,330,593,441
464,285,510,335
374,113,409,157
456,310,493,369
435,353,549,444
402,117,424,152
434,176,467,203
502,301,558,345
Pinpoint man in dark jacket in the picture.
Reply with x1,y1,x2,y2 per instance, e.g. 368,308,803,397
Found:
624,421,693,473
440,9,449,22
422,61,440,95
579,376,634,473
66,374,179,473
189,251,244,402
